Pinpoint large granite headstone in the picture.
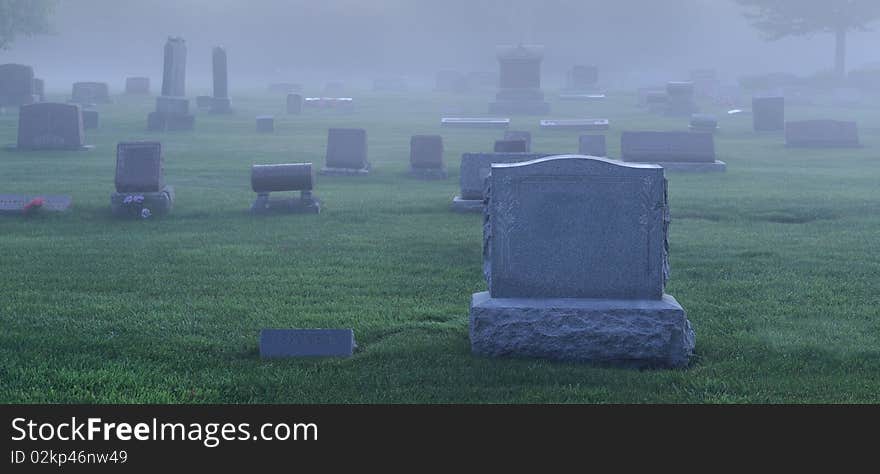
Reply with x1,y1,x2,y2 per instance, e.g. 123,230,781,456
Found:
71,82,110,104
0,64,36,106
320,128,369,175
125,77,151,95
409,135,446,179
210,46,231,113
785,120,860,148
149,37,194,131
621,131,725,172
451,152,555,212
250,163,320,214
16,103,88,150
469,155,694,367
752,96,785,132
111,141,174,217
488,45,550,115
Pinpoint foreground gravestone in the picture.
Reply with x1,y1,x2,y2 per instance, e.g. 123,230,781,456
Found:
286,93,302,114
489,45,550,115
409,135,446,179
111,141,174,218
0,195,72,215
82,110,99,130
494,139,527,153
578,135,607,157
256,115,275,133
441,117,510,128
71,82,110,104
0,64,36,106
125,77,150,95
250,163,320,214
621,131,725,172
665,81,697,116
16,103,89,150
451,152,555,212
210,46,232,113
320,128,369,175
752,96,784,132
504,131,531,152
540,119,609,131
785,120,860,148
260,329,355,358
33,78,45,102
148,37,194,131
689,114,718,132
469,155,694,367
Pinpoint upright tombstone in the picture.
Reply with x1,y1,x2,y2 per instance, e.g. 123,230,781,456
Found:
125,77,151,95
645,90,668,112
785,120,860,148
409,135,446,179
256,115,275,133
469,156,695,367
286,93,302,114
494,139,527,153
16,103,89,150
82,110,99,130
621,131,725,172
689,114,718,133
148,37,194,131
752,96,785,132
565,65,599,91
33,78,45,102
320,128,369,175
71,82,111,105
578,135,607,157
504,130,531,152
451,152,555,212
665,81,697,116
111,141,174,218
250,163,320,214
0,64,36,106
489,45,550,115
210,46,232,113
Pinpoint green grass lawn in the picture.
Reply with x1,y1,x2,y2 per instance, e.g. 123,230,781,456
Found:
1,89,878,403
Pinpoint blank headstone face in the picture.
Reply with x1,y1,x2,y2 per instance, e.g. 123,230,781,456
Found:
621,131,715,163
578,135,607,157
17,103,85,150
494,139,527,153
785,120,859,148
410,135,444,169
0,64,35,106
286,93,302,114
325,128,368,169
752,96,785,132
115,142,164,193
251,163,314,193
486,156,668,299
504,131,531,151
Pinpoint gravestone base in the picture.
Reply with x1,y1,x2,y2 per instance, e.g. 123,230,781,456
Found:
489,100,550,115
469,292,695,368
655,160,726,172
147,112,195,131
408,167,447,180
209,97,232,114
250,193,320,215
110,186,175,218
450,195,483,213
319,164,371,176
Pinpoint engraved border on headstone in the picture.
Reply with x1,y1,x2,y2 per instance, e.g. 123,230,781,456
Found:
259,329,355,358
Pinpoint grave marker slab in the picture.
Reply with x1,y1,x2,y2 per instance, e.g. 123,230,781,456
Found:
111,141,173,217
489,45,550,115
250,163,320,214
16,103,89,150
409,135,446,179
286,94,302,114
82,110,99,130
578,135,607,157
210,46,232,113
689,114,718,132
752,96,784,132
71,82,110,104
0,64,36,106
451,152,555,212
503,131,531,152
621,131,725,172
320,128,369,175
0,195,72,214
256,115,275,133
785,120,860,148
260,329,355,358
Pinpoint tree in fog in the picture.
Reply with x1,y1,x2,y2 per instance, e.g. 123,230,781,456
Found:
735,0,880,78
0,0,57,49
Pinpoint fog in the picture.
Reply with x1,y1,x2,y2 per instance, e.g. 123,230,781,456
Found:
4,0,880,92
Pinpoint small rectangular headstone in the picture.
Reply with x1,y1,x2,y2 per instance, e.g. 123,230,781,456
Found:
0,64,36,106
578,135,607,157
115,142,164,192
325,128,368,170
71,82,110,104
410,135,444,169
259,329,355,358
286,93,302,114
494,139,527,153
459,152,555,200
17,103,85,150
752,96,784,132
503,131,531,151
785,120,859,148
621,131,715,163
82,110,99,130
256,115,275,133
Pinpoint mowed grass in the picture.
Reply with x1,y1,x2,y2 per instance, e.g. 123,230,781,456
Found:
1,88,879,403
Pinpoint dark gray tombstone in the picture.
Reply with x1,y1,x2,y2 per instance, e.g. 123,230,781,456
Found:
621,131,725,172
752,96,785,132
111,141,173,218
494,139,527,153
451,152,556,212
578,135,607,157
161,37,187,97
489,45,550,115
71,82,110,104
256,115,275,133
503,131,531,152
125,77,151,95
82,110,99,130
785,120,860,148
0,64,36,106
320,128,369,175
210,46,231,113
469,155,694,367
259,329,355,358
149,39,193,131
665,81,697,116
689,114,718,132
16,103,88,150
286,93,302,114
409,135,446,179
250,163,320,214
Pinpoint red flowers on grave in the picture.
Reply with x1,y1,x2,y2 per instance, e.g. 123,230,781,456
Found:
22,197,45,215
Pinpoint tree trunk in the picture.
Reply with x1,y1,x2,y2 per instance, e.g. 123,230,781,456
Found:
835,27,847,81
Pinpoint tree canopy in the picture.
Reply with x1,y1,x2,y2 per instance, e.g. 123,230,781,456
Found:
0,0,57,50
735,0,880,39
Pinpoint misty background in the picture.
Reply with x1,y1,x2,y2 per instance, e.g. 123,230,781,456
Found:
3,0,880,92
